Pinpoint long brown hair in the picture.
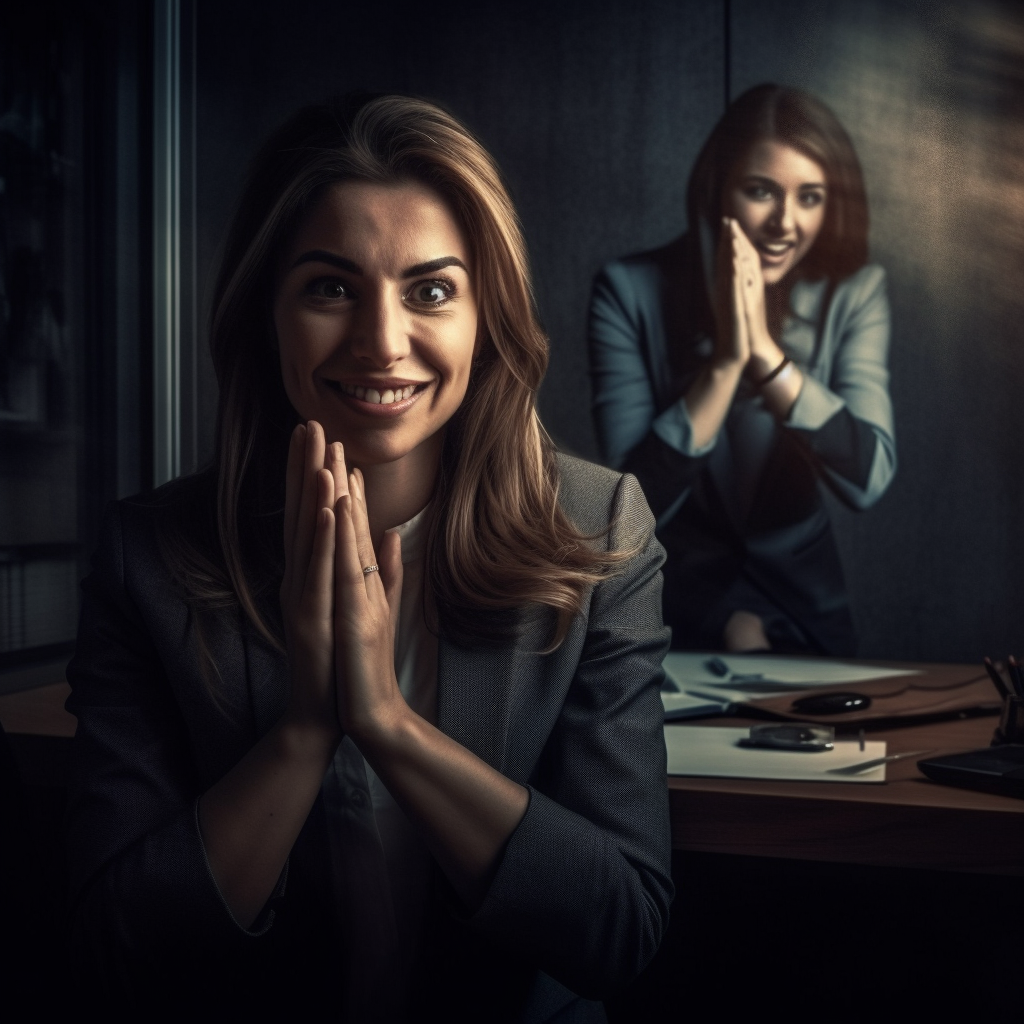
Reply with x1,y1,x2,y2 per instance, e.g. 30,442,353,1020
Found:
178,94,624,655
685,84,870,341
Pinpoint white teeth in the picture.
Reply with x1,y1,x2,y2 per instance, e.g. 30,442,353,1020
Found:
336,382,420,403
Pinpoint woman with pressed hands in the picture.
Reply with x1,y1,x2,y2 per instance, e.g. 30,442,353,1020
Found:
589,84,896,656
66,96,672,1022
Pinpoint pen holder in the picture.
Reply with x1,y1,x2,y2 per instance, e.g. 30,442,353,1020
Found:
992,695,1024,745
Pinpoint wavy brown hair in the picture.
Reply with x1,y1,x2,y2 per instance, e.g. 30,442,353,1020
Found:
176,94,626,655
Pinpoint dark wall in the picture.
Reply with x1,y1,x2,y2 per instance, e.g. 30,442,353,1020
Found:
195,0,726,459
729,0,1024,660
194,0,1024,662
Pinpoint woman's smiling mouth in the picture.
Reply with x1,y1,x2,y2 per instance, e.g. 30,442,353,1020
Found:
755,240,796,262
323,378,432,413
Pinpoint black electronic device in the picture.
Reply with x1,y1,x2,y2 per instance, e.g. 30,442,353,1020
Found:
917,745,1024,800
790,692,872,716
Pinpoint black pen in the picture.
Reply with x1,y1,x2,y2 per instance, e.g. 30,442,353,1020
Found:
984,656,1011,699
1009,656,1024,699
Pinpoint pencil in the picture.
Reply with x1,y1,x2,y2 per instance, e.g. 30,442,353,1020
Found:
984,656,1011,699
1008,655,1024,699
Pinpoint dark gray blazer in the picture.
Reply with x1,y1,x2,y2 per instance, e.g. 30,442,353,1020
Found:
65,452,673,1022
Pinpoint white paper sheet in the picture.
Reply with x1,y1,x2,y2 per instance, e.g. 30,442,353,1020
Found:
662,652,919,706
660,691,731,720
665,725,888,783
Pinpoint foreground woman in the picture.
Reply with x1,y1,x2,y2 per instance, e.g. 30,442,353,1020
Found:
66,96,671,1022
589,84,896,656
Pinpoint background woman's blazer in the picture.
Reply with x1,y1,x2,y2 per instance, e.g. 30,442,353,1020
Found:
588,237,896,655
64,453,673,1022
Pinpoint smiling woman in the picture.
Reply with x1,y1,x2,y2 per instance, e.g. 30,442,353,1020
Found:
723,139,827,288
589,84,896,657
272,180,478,513
64,94,672,1022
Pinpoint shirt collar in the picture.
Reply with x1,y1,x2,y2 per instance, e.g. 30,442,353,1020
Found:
390,503,431,565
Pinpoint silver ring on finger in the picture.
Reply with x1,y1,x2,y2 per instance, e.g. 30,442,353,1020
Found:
362,564,379,575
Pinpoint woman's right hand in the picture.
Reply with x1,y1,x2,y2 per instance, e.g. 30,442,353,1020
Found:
681,219,749,450
280,421,348,742
199,421,349,929
712,217,753,370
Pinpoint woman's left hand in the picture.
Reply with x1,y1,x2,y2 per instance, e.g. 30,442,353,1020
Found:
729,222,780,375
331,470,529,908
731,224,803,415
332,468,408,742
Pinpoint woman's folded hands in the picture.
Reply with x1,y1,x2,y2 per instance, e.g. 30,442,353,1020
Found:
280,419,406,747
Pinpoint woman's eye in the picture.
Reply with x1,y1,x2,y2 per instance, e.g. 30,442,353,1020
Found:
744,184,773,202
799,190,825,208
409,281,452,305
306,278,350,300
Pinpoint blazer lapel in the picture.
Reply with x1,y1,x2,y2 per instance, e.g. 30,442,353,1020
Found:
437,637,517,772
436,612,583,783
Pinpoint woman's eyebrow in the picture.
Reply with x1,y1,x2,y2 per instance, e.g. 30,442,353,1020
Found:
401,256,468,278
291,250,361,273
743,174,827,189
288,251,468,277
742,174,781,189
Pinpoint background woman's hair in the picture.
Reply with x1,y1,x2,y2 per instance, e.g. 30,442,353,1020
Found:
687,83,870,283
171,93,625,657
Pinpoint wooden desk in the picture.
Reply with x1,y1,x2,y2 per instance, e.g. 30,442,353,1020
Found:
670,713,1024,875
3,670,1023,875
0,681,76,738
669,658,1024,877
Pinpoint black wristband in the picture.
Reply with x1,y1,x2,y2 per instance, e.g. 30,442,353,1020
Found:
756,355,792,388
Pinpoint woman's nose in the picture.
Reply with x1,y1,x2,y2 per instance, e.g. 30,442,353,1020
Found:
773,196,796,234
348,289,410,367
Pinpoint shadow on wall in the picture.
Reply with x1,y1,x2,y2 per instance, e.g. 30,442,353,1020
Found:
733,0,1024,660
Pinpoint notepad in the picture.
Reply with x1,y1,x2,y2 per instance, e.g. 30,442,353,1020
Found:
665,725,888,783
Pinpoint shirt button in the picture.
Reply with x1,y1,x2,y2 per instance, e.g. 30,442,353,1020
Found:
349,790,367,808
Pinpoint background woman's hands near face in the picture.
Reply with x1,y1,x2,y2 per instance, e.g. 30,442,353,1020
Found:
280,422,347,741
333,468,406,742
729,220,769,352
712,218,754,369
728,219,784,373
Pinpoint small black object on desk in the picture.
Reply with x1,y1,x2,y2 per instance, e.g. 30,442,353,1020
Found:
917,745,1024,800
791,692,872,716
741,723,835,752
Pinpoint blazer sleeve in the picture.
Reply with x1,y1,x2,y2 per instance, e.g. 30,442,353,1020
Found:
588,262,713,521
785,265,897,510
465,472,673,998
64,503,280,988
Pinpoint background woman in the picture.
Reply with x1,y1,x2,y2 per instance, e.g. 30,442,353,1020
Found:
589,84,896,656
66,95,671,1022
